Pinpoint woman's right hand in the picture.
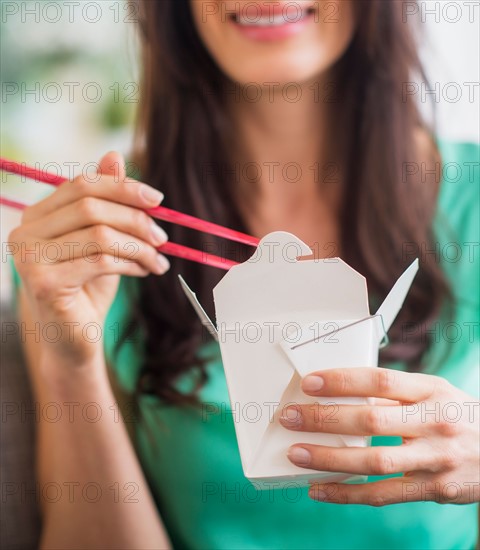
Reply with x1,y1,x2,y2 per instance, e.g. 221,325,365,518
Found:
9,151,169,366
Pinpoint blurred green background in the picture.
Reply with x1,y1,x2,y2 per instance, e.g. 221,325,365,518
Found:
1,0,139,299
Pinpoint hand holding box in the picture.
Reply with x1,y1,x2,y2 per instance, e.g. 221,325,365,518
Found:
180,231,418,487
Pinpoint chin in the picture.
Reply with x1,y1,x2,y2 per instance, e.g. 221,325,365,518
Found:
221,51,338,87
191,0,355,89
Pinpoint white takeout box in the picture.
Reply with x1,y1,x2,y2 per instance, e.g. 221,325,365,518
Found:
180,232,418,487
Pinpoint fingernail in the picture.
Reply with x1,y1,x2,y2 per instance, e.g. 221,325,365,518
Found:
288,446,311,466
150,221,168,245
140,184,164,205
309,488,327,501
279,406,303,429
302,375,324,393
156,254,170,274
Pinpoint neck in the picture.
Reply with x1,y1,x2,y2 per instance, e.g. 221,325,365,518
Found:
229,76,343,250
232,80,326,182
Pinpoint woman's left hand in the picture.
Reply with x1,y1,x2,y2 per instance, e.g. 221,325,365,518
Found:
279,367,480,505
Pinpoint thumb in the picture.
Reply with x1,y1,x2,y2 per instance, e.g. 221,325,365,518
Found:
97,151,126,181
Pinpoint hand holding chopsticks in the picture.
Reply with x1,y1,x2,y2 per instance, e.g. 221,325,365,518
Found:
0,157,259,270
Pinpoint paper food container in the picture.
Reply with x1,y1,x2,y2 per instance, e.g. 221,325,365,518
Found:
180,231,419,487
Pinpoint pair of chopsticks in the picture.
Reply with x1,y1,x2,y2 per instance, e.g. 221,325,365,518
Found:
0,158,259,270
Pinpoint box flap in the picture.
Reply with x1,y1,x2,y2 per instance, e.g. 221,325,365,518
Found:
178,275,218,341
214,232,370,325
375,259,419,342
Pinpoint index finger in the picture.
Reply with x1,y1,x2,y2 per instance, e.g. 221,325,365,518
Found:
301,367,443,403
22,175,164,223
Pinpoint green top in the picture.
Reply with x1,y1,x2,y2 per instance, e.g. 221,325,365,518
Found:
12,142,480,549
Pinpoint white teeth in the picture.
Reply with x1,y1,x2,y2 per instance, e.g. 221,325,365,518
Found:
235,11,307,26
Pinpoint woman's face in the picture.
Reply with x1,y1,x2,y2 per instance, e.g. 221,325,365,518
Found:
190,1,355,85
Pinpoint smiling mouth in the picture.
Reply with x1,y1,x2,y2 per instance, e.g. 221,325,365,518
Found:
230,6,316,27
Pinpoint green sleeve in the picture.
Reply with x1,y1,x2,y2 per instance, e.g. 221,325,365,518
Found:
10,258,22,300
425,141,480,395
103,276,145,395
436,141,480,307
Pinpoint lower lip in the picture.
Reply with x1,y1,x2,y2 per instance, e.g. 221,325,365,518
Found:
230,12,314,42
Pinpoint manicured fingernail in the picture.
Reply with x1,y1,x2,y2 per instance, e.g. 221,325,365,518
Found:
156,254,170,274
150,221,168,245
279,406,303,429
302,375,324,393
288,446,311,466
309,488,327,501
140,184,164,205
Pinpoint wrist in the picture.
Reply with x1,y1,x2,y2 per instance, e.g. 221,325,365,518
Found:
39,351,111,393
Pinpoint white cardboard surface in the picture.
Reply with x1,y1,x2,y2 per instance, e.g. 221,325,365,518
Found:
180,232,418,487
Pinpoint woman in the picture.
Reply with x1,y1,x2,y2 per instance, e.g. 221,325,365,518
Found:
10,0,479,548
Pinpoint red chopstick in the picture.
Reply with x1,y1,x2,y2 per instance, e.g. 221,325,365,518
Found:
0,158,259,270
0,158,259,247
0,196,27,211
0,196,237,270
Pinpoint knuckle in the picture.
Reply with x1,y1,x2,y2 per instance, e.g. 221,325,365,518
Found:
31,271,55,302
77,196,100,222
331,370,350,394
418,373,449,399
368,449,395,475
125,242,147,267
433,475,464,503
433,375,453,395
367,493,386,507
90,224,113,245
145,243,160,263
440,450,461,471
364,408,387,435
131,208,150,231
322,449,338,472
333,489,349,504
309,404,328,430
95,251,112,270
375,368,396,393
422,479,443,502
436,418,460,438
134,246,149,267
72,176,93,197
320,483,347,503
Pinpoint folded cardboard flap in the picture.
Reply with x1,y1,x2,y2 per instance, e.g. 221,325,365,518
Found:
375,258,419,334
179,232,419,487
178,275,218,341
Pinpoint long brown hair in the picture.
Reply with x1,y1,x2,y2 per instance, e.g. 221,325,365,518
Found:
123,0,451,405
